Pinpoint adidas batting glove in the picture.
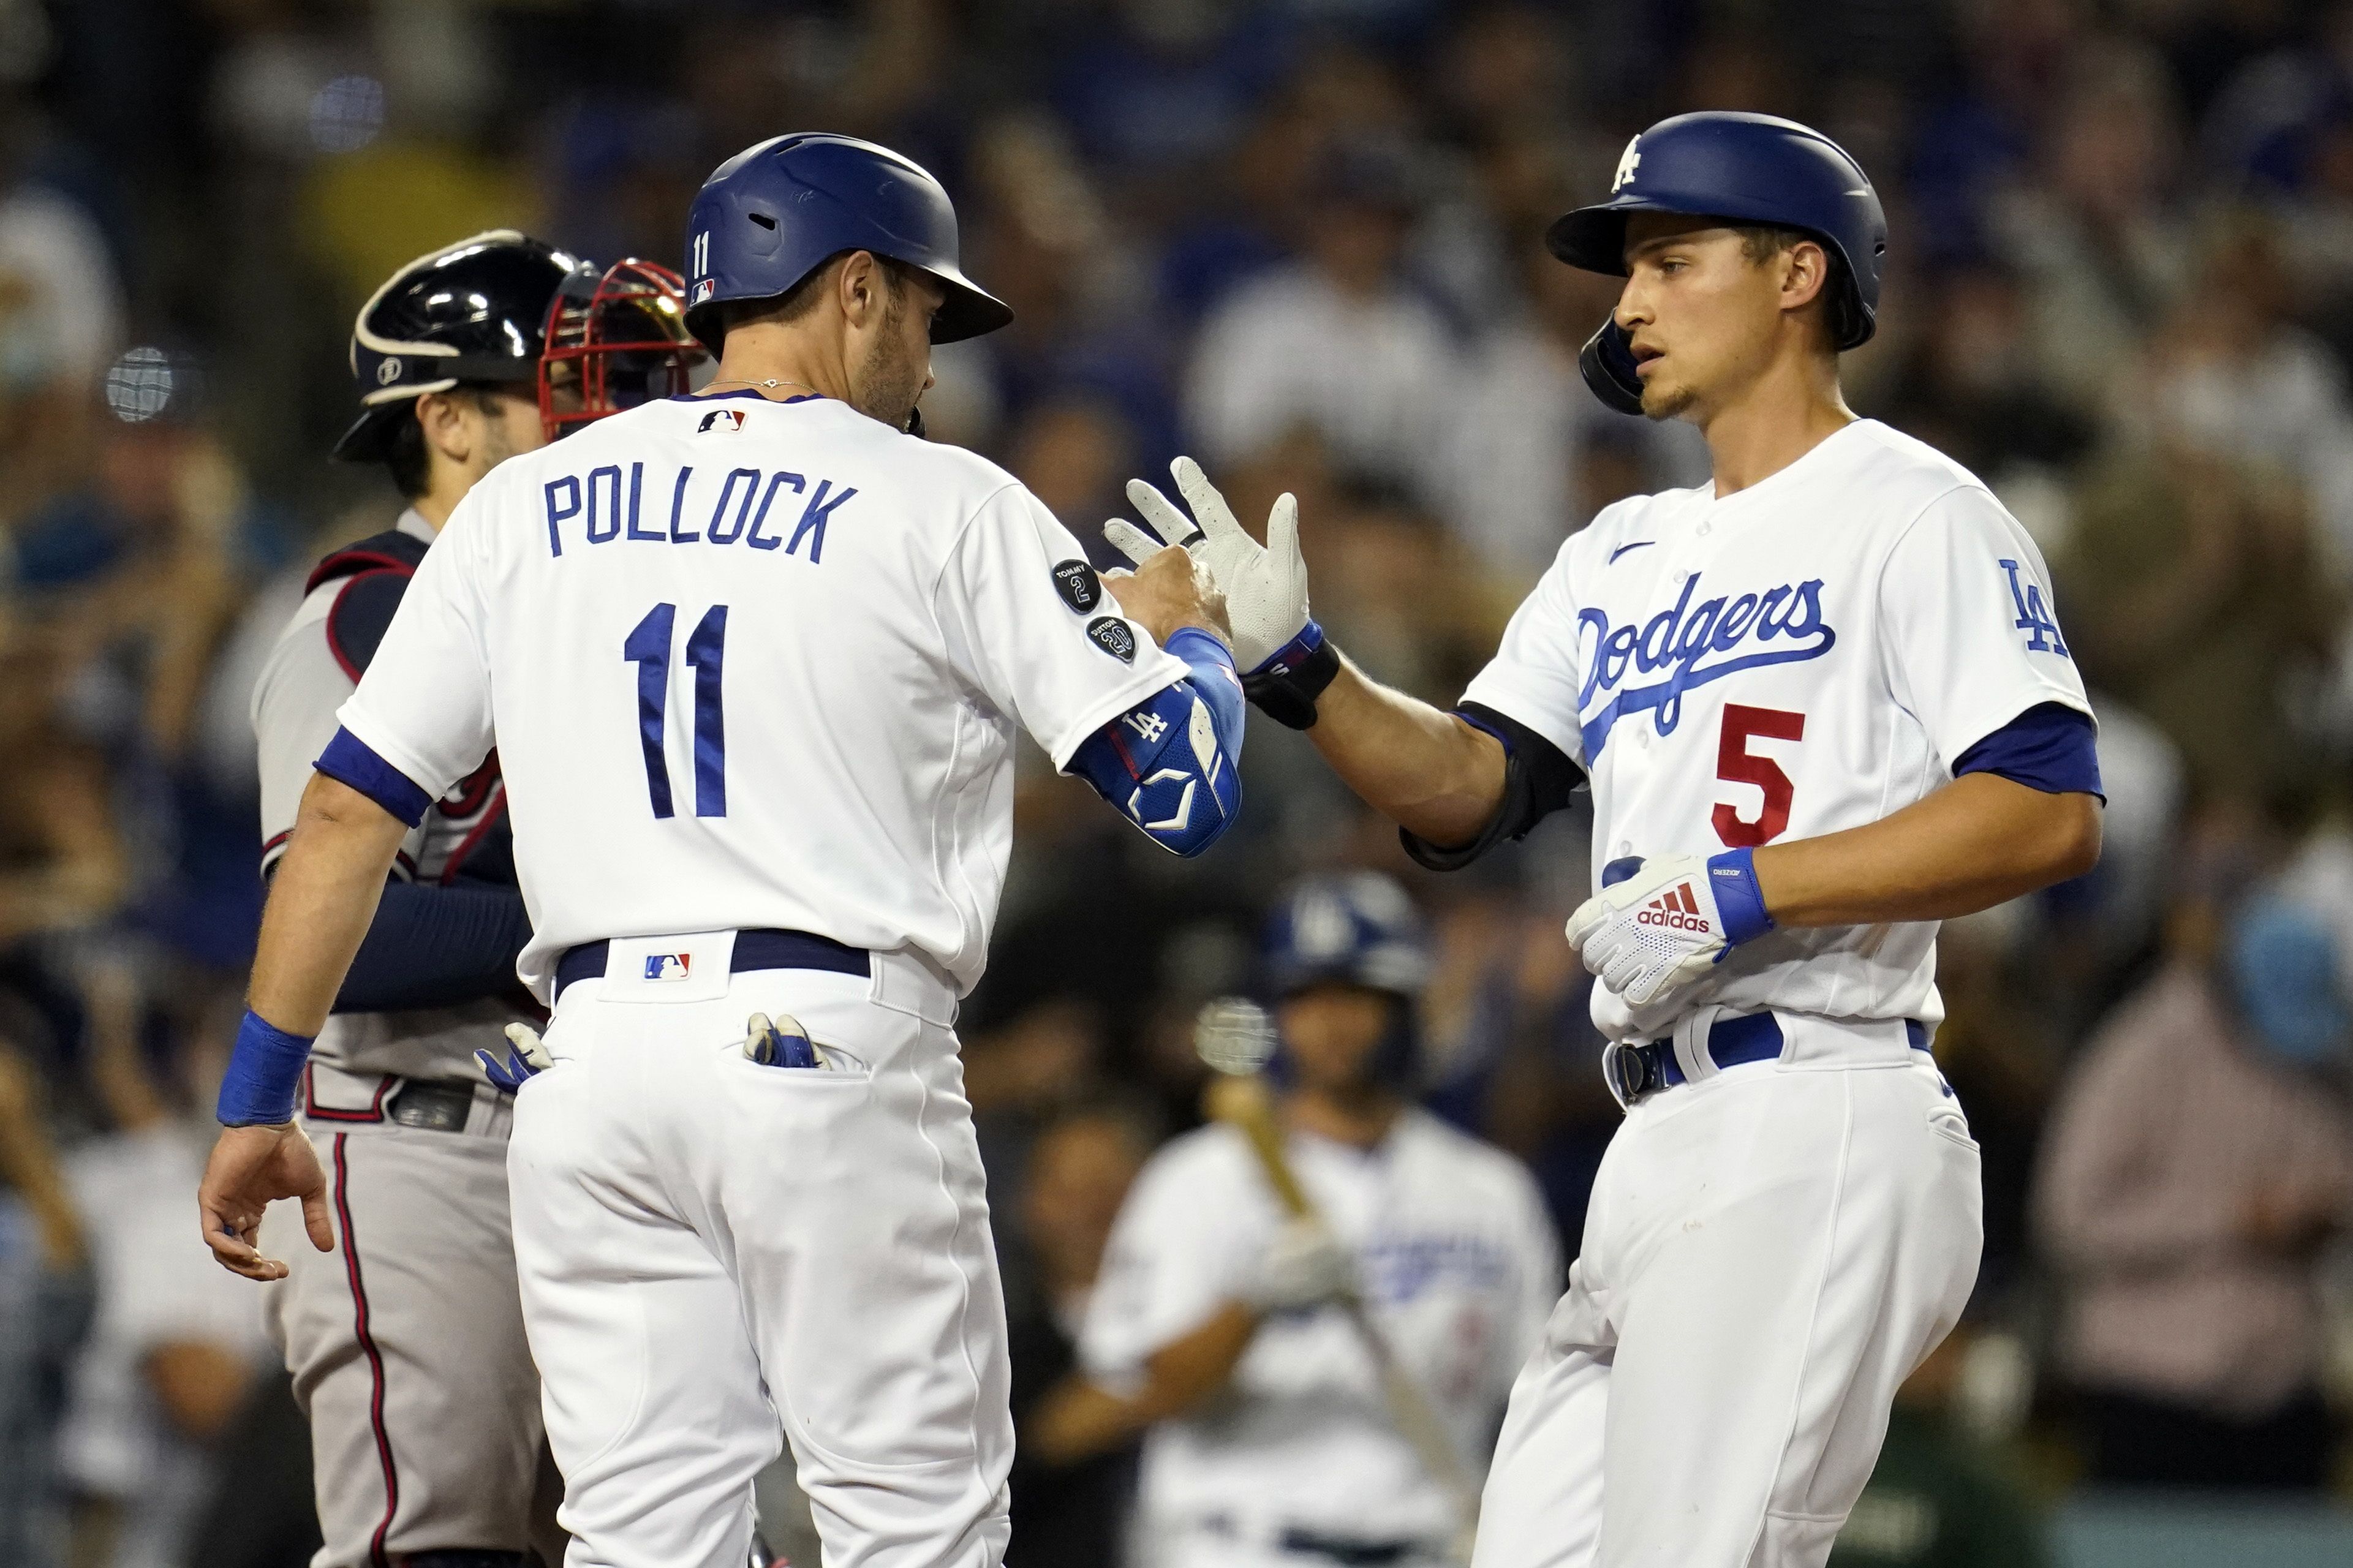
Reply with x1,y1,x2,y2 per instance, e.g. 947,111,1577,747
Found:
1105,456,1310,676
1565,848,1776,1008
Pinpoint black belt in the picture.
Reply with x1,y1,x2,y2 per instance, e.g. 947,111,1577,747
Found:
1606,1014,1931,1102
554,927,869,1001
1277,1528,1422,1566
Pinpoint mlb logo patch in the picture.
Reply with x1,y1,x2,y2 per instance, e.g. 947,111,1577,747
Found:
644,954,693,982
691,277,716,305
697,409,745,435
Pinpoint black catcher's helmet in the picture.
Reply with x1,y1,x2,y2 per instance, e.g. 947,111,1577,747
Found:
333,228,581,462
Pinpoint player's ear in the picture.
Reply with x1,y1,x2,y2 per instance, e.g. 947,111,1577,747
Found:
414,390,469,467
837,249,883,326
1780,240,1830,315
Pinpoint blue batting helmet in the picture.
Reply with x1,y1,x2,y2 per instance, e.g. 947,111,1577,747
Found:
681,132,1012,353
1262,872,1432,1001
1547,111,1886,414
1261,872,1430,1091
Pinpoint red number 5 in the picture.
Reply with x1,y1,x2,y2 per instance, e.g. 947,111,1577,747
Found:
1713,704,1805,847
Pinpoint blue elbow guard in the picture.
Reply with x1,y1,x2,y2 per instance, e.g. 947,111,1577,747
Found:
217,1010,315,1126
1070,631,1244,858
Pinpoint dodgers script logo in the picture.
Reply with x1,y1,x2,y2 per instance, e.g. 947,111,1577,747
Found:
1578,573,1835,758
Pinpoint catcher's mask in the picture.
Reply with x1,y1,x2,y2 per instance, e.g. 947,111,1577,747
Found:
538,257,707,442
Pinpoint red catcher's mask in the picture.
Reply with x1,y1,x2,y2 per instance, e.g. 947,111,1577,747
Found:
538,258,707,442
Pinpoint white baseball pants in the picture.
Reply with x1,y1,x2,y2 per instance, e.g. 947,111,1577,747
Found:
1471,1051,1981,1568
506,946,1012,1568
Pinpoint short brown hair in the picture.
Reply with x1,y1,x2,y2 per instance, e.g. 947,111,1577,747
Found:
716,251,913,337
1732,224,1812,266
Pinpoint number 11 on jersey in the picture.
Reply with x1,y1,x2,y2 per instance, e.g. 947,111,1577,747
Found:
625,602,728,819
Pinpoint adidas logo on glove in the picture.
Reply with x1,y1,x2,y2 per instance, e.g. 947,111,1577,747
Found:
1636,883,1712,934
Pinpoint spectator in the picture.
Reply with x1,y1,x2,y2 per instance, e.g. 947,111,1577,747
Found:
0,1042,94,1568
2055,439,2337,798
1185,142,1462,505
1826,1321,2052,1568
1997,43,2192,406
1442,241,1710,584
56,970,273,1566
2121,214,2353,581
1005,1103,1157,1567
2036,884,2353,1491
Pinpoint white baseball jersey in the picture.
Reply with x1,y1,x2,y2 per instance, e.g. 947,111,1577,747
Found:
1082,1113,1560,1545
335,393,1185,998
1462,419,2090,1044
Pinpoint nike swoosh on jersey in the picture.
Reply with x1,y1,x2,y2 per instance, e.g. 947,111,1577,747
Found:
1609,541,1656,564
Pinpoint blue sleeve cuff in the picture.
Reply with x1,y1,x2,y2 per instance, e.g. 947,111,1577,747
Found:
1705,848,1775,947
1952,702,2104,800
216,1010,315,1126
315,727,434,827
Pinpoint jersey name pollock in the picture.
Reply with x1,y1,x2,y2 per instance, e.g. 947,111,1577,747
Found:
336,395,1184,1000
1462,420,2090,1042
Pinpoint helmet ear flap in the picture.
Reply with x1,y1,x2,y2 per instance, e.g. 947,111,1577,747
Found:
1579,319,1647,415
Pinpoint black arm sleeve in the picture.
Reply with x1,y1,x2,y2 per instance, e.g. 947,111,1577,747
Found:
1399,702,1584,872
330,880,534,1014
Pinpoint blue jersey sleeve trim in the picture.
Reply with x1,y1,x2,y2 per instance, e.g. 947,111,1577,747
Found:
315,727,434,827
1952,702,2104,800
334,880,533,1014
216,1010,315,1126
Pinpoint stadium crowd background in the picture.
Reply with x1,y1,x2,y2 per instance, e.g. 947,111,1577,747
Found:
2,0,2353,1563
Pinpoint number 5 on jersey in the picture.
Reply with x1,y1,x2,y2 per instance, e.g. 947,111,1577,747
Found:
625,602,728,818
1713,703,1804,848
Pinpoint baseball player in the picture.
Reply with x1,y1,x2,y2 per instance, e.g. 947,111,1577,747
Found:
195,132,1245,1568
1110,113,2104,1568
250,232,703,1568
1046,871,1558,1568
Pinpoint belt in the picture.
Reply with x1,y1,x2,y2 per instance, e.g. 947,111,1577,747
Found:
1277,1528,1422,1566
387,1078,476,1131
1605,1014,1931,1103
554,927,870,1001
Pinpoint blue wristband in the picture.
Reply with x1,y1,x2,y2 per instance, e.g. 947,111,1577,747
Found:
1705,848,1775,947
217,1010,316,1126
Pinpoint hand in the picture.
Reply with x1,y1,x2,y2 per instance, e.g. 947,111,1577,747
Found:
1100,537,1231,650
1241,1218,1355,1314
1565,853,1747,1008
1106,457,1307,673
197,1122,333,1281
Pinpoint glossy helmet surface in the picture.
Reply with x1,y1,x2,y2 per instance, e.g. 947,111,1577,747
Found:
334,230,580,461
681,132,1011,352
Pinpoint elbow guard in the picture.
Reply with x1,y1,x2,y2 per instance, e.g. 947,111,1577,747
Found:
1070,652,1244,858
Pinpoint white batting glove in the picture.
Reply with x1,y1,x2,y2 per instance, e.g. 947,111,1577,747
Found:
1241,1218,1356,1314
1103,456,1309,675
1564,850,1777,1009
475,1021,554,1095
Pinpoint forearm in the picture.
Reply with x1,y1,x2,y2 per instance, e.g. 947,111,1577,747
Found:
1309,657,1506,846
249,774,409,1034
1025,1302,1260,1466
1754,774,2101,928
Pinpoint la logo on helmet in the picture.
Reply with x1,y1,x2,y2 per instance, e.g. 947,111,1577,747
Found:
1613,139,1641,193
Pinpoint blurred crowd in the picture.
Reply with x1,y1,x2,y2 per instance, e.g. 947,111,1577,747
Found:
5,0,2353,1563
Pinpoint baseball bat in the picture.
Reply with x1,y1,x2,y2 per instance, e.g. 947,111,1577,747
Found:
1196,999,1482,1563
